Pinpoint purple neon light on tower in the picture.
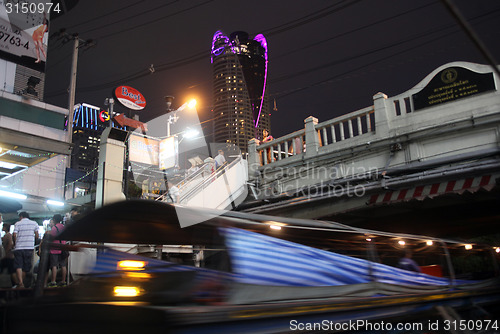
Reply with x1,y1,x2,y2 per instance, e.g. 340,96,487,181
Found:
252,33,268,128
211,30,229,63
211,30,271,152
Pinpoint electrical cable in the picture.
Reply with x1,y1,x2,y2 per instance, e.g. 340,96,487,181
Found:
46,0,361,97
94,0,215,40
260,0,360,37
64,0,146,30
272,9,500,99
271,1,439,61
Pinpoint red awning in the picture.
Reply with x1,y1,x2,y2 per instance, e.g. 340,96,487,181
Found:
368,174,497,205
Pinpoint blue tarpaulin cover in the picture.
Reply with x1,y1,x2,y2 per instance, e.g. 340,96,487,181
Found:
220,227,473,287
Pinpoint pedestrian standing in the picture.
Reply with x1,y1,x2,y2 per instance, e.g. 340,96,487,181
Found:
42,214,68,287
0,222,15,286
12,212,39,288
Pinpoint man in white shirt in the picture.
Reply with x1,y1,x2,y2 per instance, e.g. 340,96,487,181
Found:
167,181,180,203
214,149,226,169
13,211,39,288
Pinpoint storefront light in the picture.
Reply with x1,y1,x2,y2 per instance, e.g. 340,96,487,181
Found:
0,190,27,200
47,199,65,206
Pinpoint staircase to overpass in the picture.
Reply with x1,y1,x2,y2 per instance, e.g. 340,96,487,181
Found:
157,155,248,210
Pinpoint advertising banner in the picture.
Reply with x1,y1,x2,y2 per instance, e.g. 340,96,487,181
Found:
129,134,159,166
0,0,56,72
159,135,178,170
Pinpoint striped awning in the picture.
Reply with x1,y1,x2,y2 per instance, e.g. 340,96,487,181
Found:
369,174,497,206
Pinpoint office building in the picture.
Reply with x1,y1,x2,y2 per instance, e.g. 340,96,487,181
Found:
211,30,271,153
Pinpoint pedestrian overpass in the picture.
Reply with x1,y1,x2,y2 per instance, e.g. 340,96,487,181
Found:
240,62,500,237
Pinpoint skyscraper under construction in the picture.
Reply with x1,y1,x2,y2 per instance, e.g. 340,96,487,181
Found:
211,30,271,153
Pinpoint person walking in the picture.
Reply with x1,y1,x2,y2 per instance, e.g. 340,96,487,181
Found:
214,149,226,169
167,181,180,204
12,212,39,288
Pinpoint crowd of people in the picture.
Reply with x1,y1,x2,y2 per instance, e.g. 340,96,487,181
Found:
0,208,80,289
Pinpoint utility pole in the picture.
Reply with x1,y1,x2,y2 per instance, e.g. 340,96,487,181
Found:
104,97,115,127
66,34,79,152
55,30,95,168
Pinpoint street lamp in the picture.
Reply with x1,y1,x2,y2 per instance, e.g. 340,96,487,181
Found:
164,96,197,137
165,95,178,137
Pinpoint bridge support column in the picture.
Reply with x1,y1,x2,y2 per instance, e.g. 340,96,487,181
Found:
247,138,260,181
304,116,319,158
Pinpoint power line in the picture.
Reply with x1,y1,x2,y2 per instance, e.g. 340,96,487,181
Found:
95,0,215,41
260,0,362,37
440,0,500,78
274,30,464,100
271,1,438,61
271,8,500,99
65,0,145,30
44,1,378,98
271,18,455,83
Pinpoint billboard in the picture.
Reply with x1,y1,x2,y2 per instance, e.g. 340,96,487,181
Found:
159,135,178,170
0,0,55,72
129,134,159,166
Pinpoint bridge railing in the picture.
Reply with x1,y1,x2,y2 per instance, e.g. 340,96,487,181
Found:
390,94,414,117
250,106,376,168
255,129,306,165
315,106,375,146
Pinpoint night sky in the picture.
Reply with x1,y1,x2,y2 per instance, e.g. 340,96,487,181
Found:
43,0,500,139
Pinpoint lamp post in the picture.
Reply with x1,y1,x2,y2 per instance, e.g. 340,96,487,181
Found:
165,95,178,137
165,96,197,137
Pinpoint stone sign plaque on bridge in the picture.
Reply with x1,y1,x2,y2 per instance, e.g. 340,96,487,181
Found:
412,66,496,111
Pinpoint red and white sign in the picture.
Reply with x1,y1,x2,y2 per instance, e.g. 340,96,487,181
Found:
114,86,146,110
99,110,110,122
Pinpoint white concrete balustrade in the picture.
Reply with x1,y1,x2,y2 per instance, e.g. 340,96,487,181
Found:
247,62,500,199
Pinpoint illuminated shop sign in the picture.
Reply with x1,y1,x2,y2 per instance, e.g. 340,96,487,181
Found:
159,135,178,170
114,85,146,111
129,134,159,166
